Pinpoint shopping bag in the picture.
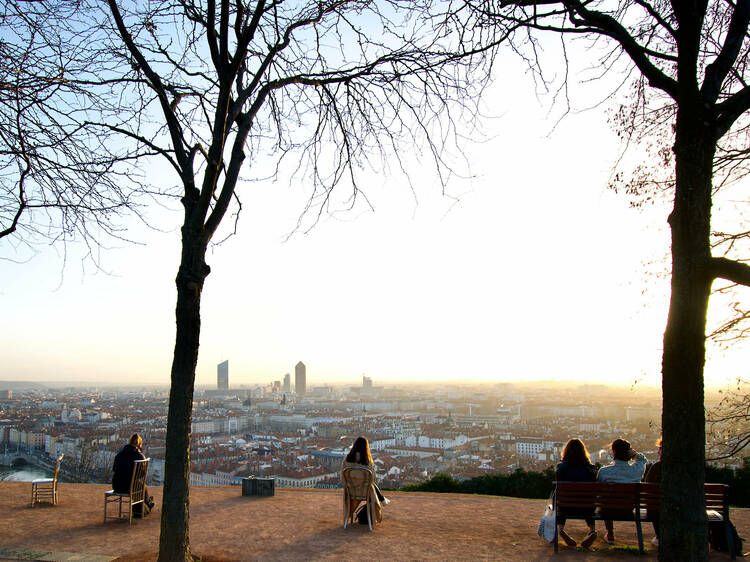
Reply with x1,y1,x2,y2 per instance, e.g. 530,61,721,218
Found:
537,502,556,542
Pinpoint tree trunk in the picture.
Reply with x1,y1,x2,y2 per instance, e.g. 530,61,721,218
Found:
659,107,715,562
158,223,209,562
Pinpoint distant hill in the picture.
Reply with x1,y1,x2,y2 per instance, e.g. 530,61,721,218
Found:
0,381,50,392
0,381,169,391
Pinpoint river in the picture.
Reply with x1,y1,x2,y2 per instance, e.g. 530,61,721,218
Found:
0,465,52,482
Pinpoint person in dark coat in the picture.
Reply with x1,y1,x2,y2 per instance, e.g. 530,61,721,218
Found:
112,433,154,516
555,438,598,548
642,438,662,545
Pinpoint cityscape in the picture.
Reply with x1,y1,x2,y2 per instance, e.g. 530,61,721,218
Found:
1,1,749,559
1,359,721,490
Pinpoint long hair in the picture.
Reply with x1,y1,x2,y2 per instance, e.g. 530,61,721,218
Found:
345,436,373,465
561,438,591,465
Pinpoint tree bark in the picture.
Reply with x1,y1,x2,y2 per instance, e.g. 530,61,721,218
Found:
659,104,715,561
158,218,209,562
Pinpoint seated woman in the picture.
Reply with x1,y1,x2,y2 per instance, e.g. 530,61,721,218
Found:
341,436,388,525
596,438,647,545
555,438,598,548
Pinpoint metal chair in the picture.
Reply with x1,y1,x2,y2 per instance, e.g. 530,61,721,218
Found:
30,454,64,507
104,458,150,524
342,465,376,531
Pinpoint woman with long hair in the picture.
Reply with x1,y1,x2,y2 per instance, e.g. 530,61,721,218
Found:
341,436,388,525
344,436,374,466
555,438,597,548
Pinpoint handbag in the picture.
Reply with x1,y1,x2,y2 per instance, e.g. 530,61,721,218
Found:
537,497,556,543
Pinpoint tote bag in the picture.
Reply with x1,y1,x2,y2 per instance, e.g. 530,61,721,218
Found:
537,501,556,542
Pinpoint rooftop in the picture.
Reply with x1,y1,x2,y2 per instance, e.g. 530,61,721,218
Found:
0,482,746,561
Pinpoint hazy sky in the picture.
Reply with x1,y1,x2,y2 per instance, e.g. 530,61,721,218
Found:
1,44,747,390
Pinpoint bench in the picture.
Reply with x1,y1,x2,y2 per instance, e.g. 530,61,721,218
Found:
553,481,736,558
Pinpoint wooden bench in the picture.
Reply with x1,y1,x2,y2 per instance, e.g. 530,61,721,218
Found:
553,481,737,558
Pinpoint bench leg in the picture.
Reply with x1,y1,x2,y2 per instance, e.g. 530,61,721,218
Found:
553,518,559,553
635,520,644,555
726,521,736,561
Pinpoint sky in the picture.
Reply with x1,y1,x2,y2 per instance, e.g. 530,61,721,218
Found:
1,38,748,391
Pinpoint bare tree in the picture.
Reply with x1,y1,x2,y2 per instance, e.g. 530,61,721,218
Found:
65,439,102,483
445,1,750,559
707,378,750,461
0,1,147,261
96,1,477,559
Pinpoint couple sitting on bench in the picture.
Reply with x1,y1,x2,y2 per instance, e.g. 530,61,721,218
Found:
555,437,653,548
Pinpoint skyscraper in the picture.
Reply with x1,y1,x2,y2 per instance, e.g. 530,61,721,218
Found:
295,361,306,395
283,373,291,393
217,360,229,389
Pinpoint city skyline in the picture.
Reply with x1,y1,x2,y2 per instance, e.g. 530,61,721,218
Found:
1,54,748,390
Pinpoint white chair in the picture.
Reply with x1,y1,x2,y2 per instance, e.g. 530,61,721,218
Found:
342,465,376,531
104,458,150,524
30,454,64,507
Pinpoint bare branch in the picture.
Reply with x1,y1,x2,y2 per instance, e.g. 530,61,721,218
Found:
711,256,750,286
701,0,750,105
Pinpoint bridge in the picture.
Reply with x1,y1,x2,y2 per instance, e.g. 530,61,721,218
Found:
0,450,45,468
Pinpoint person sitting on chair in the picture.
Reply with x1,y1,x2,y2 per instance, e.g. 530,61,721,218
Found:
112,433,154,517
596,438,647,545
555,438,598,548
341,436,389,525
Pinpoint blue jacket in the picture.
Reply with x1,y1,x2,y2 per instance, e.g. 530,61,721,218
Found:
596,453,647,483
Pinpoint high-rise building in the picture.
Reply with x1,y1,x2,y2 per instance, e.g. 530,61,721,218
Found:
217,360,229,389
295,361,306,395
283,373,291,393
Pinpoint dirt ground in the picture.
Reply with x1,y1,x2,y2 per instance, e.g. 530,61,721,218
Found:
0,482,746,561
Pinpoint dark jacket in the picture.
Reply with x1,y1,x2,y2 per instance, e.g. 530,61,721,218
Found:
643,460,661,483
112,444,145,493
555,460,596,483
643,460,662,518
555,460,596,519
